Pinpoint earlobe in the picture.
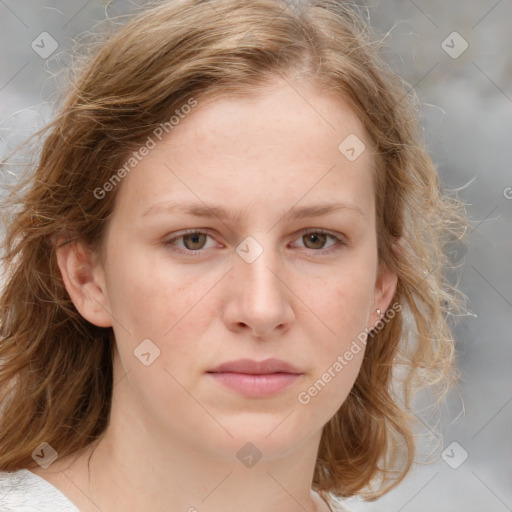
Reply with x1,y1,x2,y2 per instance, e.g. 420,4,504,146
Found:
55,239,113,328
372,262,399,324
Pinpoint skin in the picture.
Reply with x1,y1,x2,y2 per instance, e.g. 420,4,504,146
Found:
31,77,397,512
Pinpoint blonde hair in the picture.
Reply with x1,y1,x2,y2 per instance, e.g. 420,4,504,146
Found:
0,0,468,504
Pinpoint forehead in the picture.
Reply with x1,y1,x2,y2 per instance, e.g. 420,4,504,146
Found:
111,78,375,225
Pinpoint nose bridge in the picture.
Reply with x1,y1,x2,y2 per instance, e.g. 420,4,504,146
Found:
236,233,282,299
232,233,292,332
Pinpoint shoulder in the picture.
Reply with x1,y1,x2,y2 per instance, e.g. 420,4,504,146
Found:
0,469,79,511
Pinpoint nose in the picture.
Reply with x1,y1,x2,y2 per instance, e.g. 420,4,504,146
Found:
222,237,295,338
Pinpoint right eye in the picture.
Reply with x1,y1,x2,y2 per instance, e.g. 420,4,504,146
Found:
163,229,220,255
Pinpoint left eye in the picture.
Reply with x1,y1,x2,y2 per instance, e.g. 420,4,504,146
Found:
163,229,345,254
294,230,344,251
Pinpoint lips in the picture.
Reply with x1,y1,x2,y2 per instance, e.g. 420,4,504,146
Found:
207,358,302,375
206,358,303,397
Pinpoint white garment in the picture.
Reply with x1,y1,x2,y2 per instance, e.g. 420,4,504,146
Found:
0,468,351,511
0,469,78,511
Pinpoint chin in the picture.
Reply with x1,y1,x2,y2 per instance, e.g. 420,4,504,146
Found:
198,413,318,462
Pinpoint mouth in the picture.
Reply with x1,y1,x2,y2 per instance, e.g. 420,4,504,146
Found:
206,358,304,398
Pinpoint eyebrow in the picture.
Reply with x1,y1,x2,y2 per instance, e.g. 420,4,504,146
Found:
141,200,365,221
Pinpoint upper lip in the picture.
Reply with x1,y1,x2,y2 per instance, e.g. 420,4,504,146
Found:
207,358,302,375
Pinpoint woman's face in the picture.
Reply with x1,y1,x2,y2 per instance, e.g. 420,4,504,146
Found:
82,78,397,460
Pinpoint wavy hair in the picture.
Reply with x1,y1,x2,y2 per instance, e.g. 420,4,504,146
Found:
0,0,468,505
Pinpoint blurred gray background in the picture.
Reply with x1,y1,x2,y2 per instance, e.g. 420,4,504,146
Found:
1,1,511,511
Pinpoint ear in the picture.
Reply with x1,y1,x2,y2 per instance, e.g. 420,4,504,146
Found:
370,259,398,327
55,239,113,328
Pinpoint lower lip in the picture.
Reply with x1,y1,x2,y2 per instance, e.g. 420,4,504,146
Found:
207,372,302,397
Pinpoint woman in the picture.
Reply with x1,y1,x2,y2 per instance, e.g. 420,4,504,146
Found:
0,0,468,510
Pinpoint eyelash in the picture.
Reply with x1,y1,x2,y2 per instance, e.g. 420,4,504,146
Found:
163,228,347,256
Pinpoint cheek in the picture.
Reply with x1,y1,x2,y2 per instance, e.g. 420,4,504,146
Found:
293,266,373,410
106,261,213,403
106,246,216,336
298,347,364,424
296,277,370,417
303,266,374,347
107,258,225,390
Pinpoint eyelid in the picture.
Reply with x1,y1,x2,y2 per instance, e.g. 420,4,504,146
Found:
163,228,347,255
164,228,221,255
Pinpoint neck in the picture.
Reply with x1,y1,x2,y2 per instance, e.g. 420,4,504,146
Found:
38,359,332,512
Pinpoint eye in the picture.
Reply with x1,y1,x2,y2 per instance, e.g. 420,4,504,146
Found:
291,229,346,253
163,229,217,254
163,228,346,256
